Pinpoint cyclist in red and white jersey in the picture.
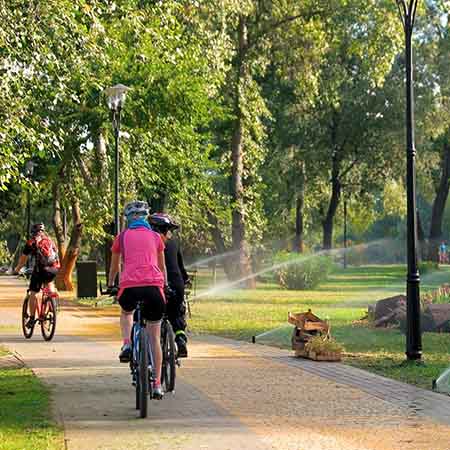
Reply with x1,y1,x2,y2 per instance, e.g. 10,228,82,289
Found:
14,223,60,328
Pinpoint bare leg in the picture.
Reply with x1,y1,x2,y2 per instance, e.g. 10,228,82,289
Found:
28,291,39,318
46,281,57,294
147,321,162,384
120,310,133,343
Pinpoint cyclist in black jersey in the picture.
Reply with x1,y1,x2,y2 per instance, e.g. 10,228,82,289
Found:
149,213,190,358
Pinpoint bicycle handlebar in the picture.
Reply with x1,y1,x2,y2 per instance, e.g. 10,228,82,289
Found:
99,281,118,297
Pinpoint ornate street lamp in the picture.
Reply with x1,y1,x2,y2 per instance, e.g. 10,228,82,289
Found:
104,83,130,236
395,0,422,361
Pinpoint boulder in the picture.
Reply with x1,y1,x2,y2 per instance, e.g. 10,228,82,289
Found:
374,295,406,322
422,304,450,332
374,304,407,328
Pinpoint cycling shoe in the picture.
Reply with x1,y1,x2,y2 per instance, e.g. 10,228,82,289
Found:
119,344,132,363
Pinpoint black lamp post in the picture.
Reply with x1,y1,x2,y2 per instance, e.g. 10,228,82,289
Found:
396,0,422,361
104,84,130,236
343,195,348,269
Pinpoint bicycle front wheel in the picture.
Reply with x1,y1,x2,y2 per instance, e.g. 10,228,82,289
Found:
138,329,149,418
22,294,34,339
41,297,57,341
161,320,176,392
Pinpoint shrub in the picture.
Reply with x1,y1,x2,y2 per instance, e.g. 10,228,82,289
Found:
0,241,10,266
275,252,335,290
421,284,450,305
419,261,439,274
305,336,344,354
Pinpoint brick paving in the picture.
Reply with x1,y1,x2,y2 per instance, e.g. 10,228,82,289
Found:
203,336,450,426
1,276,450,450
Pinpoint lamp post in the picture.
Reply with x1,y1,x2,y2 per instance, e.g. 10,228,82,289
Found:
104,84,130,236
343,195,348,269
395,0,422,361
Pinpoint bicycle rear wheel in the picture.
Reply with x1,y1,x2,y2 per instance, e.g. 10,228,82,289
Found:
131,324,140,410
161,320,176,392
22,294,34,339
41,297,57,341
138,329,149,418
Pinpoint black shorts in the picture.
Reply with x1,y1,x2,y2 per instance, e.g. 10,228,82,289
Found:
29,270,56,293
118,286,165,322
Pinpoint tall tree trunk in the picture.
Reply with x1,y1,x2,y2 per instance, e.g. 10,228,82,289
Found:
94,128,109,191
52,181,66,260
322,153,341,250
206,210,235,280
230,15,255,288
293,163,305,253
429,142,450,262
417,209,425,262
56,198,83,291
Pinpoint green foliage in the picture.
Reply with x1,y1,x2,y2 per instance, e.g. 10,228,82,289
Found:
274,252,335,290
419,261,439,275
0,241,10,266
422,284,450,305
345,240,405,266
305,336,344,355
383,180,407,218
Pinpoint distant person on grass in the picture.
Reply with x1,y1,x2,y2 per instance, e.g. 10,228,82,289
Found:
14,223,60,328
439,241,448,264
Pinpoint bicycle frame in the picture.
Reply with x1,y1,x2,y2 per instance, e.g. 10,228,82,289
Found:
131,302,155,392
28,288,54,320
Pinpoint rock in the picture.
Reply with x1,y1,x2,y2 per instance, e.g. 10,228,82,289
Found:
374,295,406,322
374,304,407,328
422,304,450,332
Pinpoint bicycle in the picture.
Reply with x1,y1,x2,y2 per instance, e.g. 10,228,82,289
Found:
130,299,155,418
100,284,176,418
22,286,58,341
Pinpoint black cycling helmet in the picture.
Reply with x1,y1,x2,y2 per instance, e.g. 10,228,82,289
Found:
30,223,45,236
149,213,179,234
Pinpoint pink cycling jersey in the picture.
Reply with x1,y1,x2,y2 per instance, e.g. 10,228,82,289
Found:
111,228,165,297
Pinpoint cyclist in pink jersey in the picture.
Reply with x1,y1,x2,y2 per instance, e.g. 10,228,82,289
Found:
108,200,167,399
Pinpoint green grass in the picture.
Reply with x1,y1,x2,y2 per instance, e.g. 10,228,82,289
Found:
0,349,62,450
189,264,450,390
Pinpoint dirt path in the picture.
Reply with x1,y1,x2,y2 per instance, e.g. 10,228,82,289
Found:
1,276,450,450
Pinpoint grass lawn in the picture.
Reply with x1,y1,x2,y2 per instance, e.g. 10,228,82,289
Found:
0,348,62,450
189,264,450,390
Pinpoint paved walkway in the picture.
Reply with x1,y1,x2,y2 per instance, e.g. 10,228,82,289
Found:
1,276,450,450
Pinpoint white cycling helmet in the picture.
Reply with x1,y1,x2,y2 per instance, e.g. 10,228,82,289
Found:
123,200,149,218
